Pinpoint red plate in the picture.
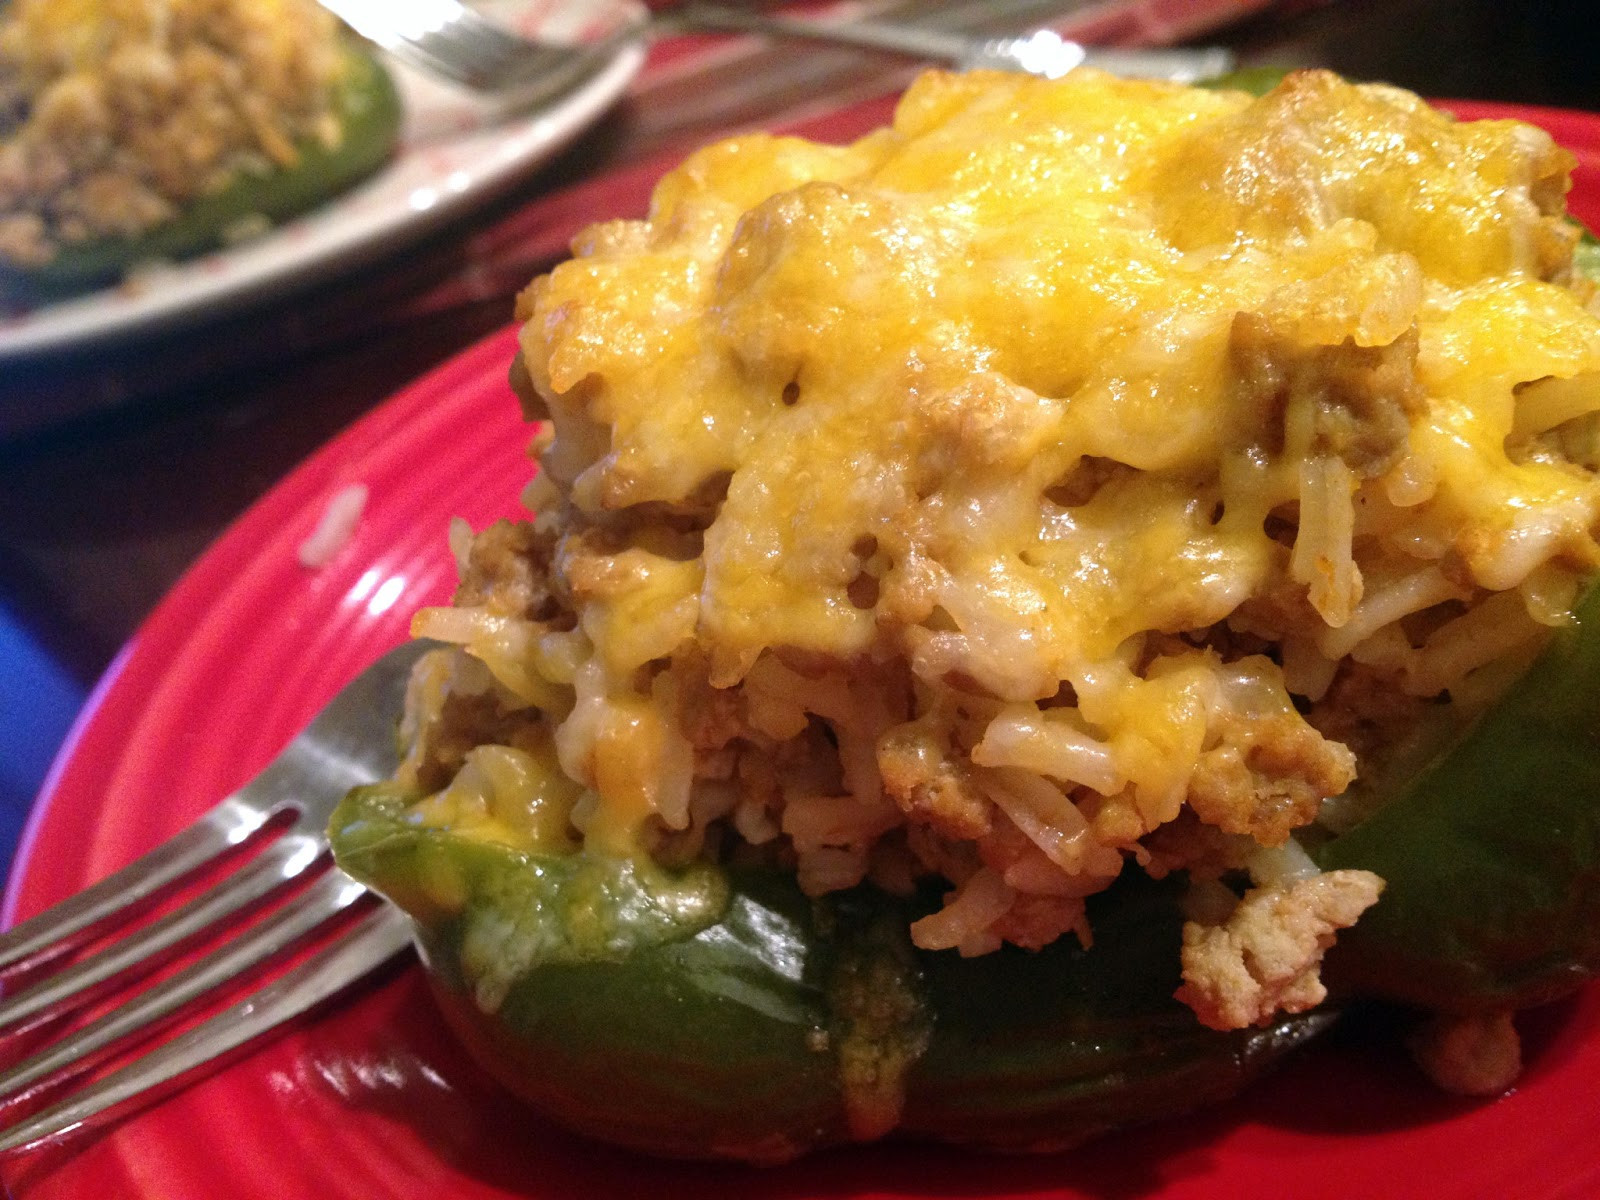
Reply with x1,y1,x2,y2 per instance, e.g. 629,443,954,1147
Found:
6,103,1600,1199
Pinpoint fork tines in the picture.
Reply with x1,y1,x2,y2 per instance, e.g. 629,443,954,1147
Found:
320,0,620,95
0,639,430,1155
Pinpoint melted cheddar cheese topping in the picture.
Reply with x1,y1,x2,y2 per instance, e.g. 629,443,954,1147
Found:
519,69,1598,695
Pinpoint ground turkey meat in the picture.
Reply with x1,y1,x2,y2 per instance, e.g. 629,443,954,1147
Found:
1176,868,1384,1030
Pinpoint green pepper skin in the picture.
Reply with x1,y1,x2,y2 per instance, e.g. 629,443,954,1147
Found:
898,877,1332,1153
0,41,400,302
1578,230,1600,285
1316,583,1600,1012
333,785,847,1162
1201,65,1292,97
332,785,1327,1162
421,872,851,1163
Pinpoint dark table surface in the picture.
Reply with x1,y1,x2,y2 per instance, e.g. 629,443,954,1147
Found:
0,0,1594,887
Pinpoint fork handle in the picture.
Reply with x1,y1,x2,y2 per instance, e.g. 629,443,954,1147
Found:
673,5,1233,83
678,3,978,62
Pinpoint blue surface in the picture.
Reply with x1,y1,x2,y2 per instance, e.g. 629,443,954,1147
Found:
0,598,88,880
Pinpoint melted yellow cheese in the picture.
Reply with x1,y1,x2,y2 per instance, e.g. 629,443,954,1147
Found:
518,68,1600,700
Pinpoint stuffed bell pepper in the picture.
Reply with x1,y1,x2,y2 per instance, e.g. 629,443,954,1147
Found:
332,67,1600,1160
0,0,399,300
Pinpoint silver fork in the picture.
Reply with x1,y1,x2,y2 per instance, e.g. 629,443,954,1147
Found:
318,0,646,99
673,5,1236,82
0,640,431,1156
318,0,1234,93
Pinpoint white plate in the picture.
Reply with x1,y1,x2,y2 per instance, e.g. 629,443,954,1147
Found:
0,0,645,360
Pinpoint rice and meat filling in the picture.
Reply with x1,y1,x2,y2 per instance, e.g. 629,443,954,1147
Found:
0,0,345,268
398,69,1600,1037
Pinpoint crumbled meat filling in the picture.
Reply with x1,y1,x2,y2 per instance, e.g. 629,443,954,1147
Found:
1176,869,1384,1030
1231,313,1426,478
1408,1009,1523,1096
878,723,994,842
1187,711,1357,846
454,519,559,619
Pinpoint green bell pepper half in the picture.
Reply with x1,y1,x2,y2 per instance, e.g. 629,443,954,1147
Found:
0,40,400,302
328,116,1600,1165
331,784,1330,1161
1314,581,1600,1011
